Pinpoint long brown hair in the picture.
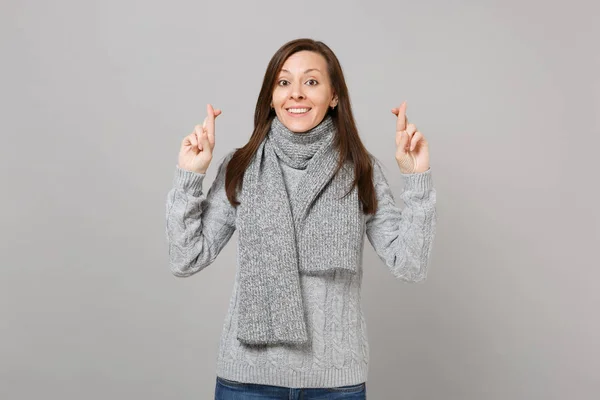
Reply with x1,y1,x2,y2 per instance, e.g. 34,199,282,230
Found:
225,38,378,214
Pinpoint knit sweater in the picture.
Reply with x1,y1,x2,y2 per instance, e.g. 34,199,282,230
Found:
165,150,437,388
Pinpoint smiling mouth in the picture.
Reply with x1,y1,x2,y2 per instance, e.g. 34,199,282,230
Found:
286,107,312,115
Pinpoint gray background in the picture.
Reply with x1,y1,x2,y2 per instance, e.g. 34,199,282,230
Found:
2,0,598,399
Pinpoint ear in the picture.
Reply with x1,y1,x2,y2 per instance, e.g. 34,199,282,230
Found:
330,95,338,108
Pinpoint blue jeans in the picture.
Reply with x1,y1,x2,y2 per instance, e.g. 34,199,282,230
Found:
215,376,367,399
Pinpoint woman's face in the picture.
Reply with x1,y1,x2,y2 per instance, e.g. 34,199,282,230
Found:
271,51,338,133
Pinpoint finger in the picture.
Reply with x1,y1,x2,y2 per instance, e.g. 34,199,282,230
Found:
391,106,406,116
410,131,423,151
198,127,211,153
396,130,409,153
204,104,217,148
184,132,197,152
205,105,216,148
206,103,216,134
391,108,407,120
194,125,204,151
402,123,416,151
395,101,407,132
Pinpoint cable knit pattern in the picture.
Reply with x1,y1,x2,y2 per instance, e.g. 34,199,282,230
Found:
165,149,437,388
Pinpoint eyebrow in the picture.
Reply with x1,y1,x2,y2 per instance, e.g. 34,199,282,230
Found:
280,68,322,74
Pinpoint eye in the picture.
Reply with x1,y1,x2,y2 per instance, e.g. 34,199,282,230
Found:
278,79,289,86
306,79,318,86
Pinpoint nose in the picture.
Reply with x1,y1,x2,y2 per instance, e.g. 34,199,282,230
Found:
290,81,305,100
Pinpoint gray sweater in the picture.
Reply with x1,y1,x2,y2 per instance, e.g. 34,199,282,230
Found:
165,150,437,388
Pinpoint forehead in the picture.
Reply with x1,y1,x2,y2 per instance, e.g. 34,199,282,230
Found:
280,51,327,73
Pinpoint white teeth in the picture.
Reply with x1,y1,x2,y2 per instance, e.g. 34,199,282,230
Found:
288,108,310,114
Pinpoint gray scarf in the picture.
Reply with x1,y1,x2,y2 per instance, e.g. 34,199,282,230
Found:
236,114,363,346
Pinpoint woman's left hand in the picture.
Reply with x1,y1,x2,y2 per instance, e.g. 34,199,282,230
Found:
392,101,430,174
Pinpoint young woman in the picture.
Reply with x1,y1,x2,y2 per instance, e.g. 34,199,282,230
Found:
165,38,437,399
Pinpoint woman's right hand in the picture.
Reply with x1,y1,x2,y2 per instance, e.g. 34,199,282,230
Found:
178,104,222,174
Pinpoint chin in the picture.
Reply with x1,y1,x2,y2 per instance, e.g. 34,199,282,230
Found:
278,113,323,133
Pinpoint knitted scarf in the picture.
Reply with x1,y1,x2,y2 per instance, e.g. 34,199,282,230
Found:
236,114,364,346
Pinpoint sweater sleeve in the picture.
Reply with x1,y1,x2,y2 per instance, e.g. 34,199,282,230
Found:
365,159,437,282
165,152,237,277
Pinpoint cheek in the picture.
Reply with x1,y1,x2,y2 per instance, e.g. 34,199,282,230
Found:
313,90,332,107
272,88,287,106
